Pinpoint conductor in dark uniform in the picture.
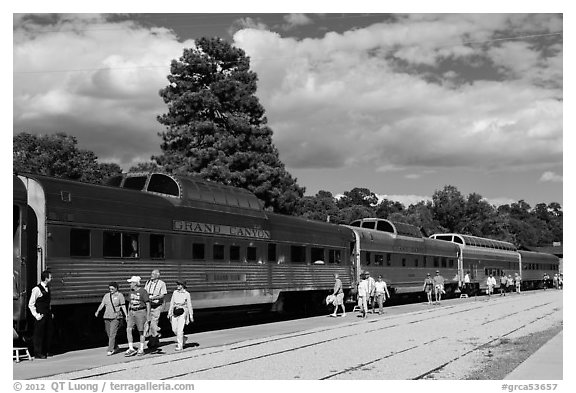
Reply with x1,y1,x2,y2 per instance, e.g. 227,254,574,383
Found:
28,270,53,359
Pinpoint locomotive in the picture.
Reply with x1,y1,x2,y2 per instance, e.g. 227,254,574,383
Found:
13,172,560,342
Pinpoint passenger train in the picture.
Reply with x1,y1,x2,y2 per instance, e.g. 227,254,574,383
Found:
13,172,559,342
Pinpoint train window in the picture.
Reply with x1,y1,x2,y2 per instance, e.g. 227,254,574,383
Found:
335,250,341,264
247,247,257,262
70,229,90,257
147,174,179,197
375,254,384,266
213,244,225,260
386,253,391,266
448,259,454,268
365,252,371,265
124,176,147,190
291,246,307,263
103,232,139,258
441,257,447,268
350,221,361,227
268,244,277,263
433,256,439,267
362,221,376,229
454,237,463,244
376,220,394,233
230,246,241,261
422,256,427,267
311,247,325,263
414,257,419,267
329,250,336,264
402,258,406,267
150,234,165,259
192,243,205,260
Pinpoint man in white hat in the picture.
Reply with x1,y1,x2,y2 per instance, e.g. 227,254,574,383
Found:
124,276,151,356
433,270,445,305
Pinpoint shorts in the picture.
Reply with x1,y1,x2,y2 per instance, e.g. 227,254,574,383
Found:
127,309,147,332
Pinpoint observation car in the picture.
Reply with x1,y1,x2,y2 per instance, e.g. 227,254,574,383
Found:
430,233,521,292
345,218,460,295
13,172,354,342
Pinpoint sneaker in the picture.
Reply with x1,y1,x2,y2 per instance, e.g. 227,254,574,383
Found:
124,348,137,357
341,313,346,317
137,350,145,356
107,351,114,356
330,313,337,317
174,346,182,351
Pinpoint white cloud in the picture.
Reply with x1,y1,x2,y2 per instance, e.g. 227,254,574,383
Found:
13,15,195,169
234,14,562,171
539,171,563,183
13,13,562,179
282,14,313,30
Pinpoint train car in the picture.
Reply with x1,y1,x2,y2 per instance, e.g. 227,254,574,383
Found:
13,172,355,342
518,250,560,290
345,218,460,296
429,233,520,293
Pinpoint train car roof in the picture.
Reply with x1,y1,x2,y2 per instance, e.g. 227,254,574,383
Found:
348,218,423,238
105,172,265,213
430,233,517,251
518,249,560,262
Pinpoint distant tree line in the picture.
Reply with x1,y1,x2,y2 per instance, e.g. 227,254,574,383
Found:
12,37,562,249
293,186,562,248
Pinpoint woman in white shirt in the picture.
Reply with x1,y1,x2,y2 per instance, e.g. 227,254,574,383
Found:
168,280,194,351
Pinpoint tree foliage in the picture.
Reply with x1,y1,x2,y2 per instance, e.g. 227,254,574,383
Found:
152,37,304,214
295,184,562,247
13,132,122,183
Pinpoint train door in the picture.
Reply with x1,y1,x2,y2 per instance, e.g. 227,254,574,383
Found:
13,176,29,336
18,176,47,300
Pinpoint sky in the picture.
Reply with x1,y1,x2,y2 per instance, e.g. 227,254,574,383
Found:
11,7,565,208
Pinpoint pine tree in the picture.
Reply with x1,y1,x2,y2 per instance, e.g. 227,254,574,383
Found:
154,37,304,214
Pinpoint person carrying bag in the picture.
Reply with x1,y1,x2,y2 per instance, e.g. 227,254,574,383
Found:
168,279,194,351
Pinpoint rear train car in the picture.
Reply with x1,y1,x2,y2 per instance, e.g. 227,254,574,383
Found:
518,250,560,289
13,172,355,343
345,218,460,296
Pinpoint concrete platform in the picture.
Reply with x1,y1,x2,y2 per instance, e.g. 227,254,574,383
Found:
505,331,563,380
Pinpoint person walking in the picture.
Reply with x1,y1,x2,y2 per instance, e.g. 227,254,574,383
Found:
357,273,369,318
499,273,508,296
374,275,390,314
95,282,127,355
515,273,522,293
433,270,445,305
144,269,167,351
365,271,376,313
168,280,194,351
28,270,53,359
423,273,434,305
486,273,497,298
463,271,471,296
330,273,346,317
506,275,513,294
125,276,151,357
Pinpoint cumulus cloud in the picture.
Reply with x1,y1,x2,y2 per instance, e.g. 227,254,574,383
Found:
13,13,562,182
233,13,562,172
539,171,563,183
281,14,313,30
13,14,195,168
